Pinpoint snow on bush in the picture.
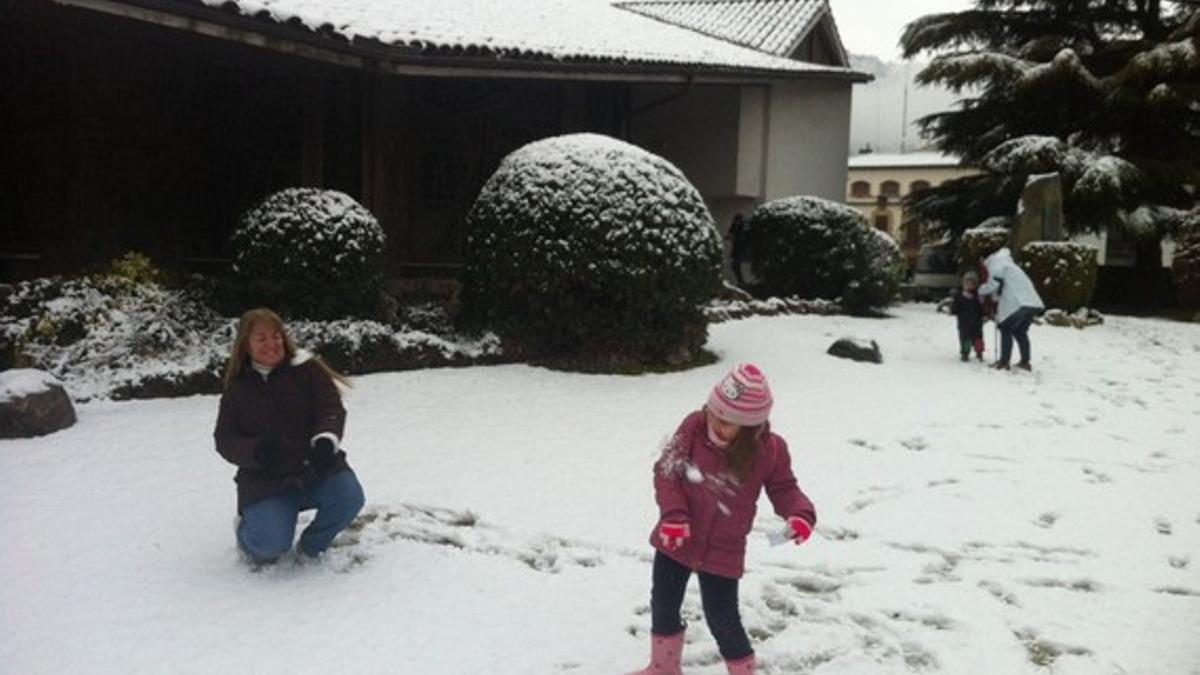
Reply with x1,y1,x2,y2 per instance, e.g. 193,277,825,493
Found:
0,274,231,402
1019,241,1098,312
982,136,1077,175
704,296,842,323
843,228,904,313
958,225,1011,272
287,311,504,374
231,188,387,320
461,133,723,367
742,196,899,315
1171,214,1200,309
0,275,507,402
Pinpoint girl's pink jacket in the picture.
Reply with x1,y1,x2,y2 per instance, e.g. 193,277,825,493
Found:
650,410,816,579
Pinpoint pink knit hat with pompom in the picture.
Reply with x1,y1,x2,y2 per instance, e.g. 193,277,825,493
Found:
707,363,773,426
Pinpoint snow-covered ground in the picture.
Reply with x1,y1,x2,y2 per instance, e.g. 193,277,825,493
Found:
2,304,1198,674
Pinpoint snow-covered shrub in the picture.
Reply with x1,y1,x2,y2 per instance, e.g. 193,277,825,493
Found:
742,196,899,314
231,188,387,320
1019,241,1098,311
461,133,723,367
958,224,1011,272
1171,216,1200,308
0,274,509,400
0,274,231,401
843,228,904,313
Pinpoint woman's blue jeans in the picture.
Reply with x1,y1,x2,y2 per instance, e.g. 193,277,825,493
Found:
237,469,365,562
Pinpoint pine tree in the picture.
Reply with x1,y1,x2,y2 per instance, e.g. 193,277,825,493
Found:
901,1,1199,247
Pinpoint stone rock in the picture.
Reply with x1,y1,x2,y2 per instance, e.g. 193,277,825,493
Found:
1041,307,1103,329
827,337,883,364
1013,173,1065,255
0,369,77,438
1042,308,1073,327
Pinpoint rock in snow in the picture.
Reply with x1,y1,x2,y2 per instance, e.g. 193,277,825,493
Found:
0,369,77,439
827,337,883,364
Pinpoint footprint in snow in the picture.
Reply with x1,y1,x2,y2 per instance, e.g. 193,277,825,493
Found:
978,580,1021,607
1033,512,1060,529
820,524,860,541
1155,518,1173,535
1153,586,1200,597
1018,577,1101,593
884,609,955,631
848,437,883,451
1013,628,1093,667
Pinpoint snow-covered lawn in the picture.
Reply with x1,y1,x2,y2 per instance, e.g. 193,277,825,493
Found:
3,305,1198,674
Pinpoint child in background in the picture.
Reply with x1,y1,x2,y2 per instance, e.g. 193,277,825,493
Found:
950,271,986,362
628,364,816,675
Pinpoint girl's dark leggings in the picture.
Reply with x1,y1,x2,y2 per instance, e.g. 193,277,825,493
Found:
650,551,754,660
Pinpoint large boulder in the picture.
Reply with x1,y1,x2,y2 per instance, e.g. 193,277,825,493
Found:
0,369,77,438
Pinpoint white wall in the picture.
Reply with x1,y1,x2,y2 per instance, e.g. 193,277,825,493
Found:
764,79,853,202
626,79,855,279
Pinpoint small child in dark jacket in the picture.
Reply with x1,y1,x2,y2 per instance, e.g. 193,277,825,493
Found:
950,271,985,361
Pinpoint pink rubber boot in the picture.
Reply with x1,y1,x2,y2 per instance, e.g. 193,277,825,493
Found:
725,654,756,674
627,631,685,675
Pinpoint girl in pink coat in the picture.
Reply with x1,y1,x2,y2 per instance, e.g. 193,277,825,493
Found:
629,363,816,675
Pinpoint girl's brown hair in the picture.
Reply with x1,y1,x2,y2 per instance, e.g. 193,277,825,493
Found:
726,423,765,483
222,308,350,390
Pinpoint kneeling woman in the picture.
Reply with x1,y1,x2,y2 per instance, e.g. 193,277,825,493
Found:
214,308,365,563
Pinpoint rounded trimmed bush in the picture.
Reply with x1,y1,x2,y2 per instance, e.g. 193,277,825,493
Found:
1171,216,1200,308
1019,241,1098,311
843,228,904,313
461,133,723,366
957,224,1011,273
742,196,899,314
231,188,386,320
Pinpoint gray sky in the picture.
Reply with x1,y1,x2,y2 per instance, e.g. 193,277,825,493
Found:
827,0,974,61
827,1,976,153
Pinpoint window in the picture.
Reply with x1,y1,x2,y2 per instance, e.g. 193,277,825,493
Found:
850,181,871,198
881,181,901,198
910,180,931,194
873,214,890,231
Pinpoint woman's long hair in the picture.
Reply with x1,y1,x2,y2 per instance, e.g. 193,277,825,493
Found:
222,308,350,390
726,422,765,483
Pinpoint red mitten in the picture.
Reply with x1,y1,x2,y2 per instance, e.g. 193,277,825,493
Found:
787,516,813,545
658,521,691,551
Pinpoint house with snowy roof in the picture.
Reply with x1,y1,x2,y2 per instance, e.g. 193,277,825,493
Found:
846,152,979,264
0,0,868,282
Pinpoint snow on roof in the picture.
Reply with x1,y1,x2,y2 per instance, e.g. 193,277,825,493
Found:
848,152,963,169
173,0,863,77
614,0,829,59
